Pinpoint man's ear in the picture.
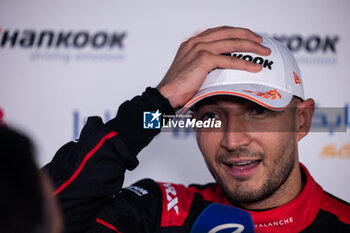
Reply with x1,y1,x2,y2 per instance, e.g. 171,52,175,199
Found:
295,98,315,142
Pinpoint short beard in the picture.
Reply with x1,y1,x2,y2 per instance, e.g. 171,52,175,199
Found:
206,134,296,205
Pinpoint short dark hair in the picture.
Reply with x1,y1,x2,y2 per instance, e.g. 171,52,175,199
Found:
0,126,46,233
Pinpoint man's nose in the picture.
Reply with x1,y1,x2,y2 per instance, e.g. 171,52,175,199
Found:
220,120,252,151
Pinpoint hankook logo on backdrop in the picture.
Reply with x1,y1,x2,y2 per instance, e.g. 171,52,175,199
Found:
0,27,127,63
273,34,339,65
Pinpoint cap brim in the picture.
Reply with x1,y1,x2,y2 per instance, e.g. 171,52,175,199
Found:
177,84,293,117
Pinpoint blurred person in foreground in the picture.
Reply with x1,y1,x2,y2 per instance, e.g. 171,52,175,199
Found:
0,126,63,233
44,26,350,233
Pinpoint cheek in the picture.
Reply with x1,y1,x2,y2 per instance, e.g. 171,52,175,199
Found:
255,132,296,163
254,132,286,159
196,132,222,162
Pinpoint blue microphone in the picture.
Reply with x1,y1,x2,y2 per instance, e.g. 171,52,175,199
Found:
190,203,255,233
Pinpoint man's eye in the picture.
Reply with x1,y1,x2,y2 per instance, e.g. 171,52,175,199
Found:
200,112,218,120
251,106,269,115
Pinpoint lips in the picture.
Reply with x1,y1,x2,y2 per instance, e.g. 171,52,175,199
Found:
223,159,261,178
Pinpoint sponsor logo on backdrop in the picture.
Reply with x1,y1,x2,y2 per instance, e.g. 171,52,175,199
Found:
0,27,127,63
273,34,339,65
311,106,347,134
314,103,349,159
321,143,350,158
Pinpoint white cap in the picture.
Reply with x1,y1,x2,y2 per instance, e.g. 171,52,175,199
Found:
178,33,304,116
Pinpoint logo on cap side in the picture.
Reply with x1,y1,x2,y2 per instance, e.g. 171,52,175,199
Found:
293,72,301,85
244,89,282,100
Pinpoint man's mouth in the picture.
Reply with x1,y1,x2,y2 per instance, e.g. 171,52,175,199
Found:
223,159,261,178
224,159,261,169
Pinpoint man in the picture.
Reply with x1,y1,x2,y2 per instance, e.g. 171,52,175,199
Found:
44,26,350,233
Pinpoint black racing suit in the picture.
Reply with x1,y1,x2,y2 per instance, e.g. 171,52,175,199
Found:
44,88,350,233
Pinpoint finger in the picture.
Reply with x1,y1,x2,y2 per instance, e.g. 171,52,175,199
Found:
206,53,263,73
174,26,261,67
176,27,255,57
173,38,270,71
177,27,264,64
198,26,261,43
182,26,262,52
190,38,271,57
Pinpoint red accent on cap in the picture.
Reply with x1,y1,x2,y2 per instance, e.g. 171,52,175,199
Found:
178,91,285,115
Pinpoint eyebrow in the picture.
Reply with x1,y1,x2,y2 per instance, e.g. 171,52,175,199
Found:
193,96,250,111
192,99,218,112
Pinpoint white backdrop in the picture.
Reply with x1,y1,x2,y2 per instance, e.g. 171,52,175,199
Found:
0,0,349,202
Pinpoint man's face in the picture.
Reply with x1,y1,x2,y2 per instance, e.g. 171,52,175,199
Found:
194,95,300,205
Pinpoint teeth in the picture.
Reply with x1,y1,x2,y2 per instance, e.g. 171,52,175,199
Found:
224,160,260,168
235,161,254,166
